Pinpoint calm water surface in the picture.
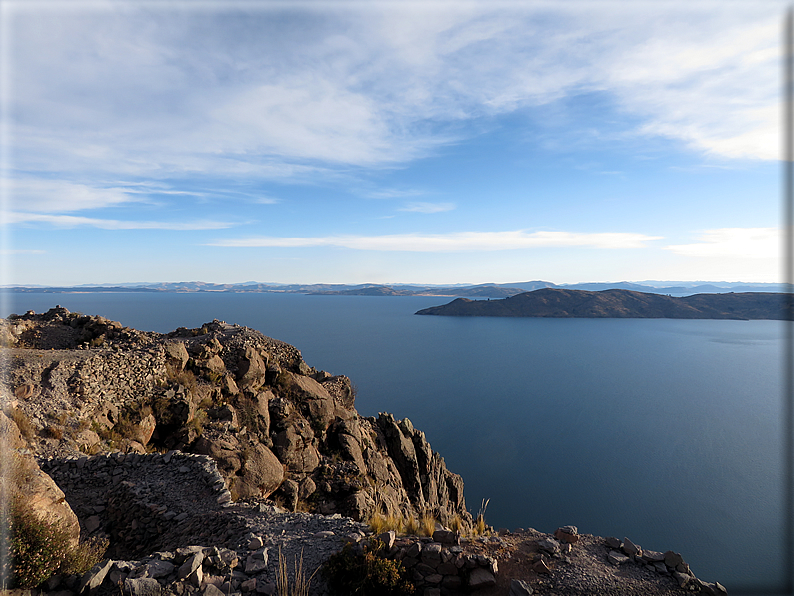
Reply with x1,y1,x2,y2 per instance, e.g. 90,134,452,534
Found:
2,292,785,592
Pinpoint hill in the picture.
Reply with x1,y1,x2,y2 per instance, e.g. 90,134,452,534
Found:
415,288,793,320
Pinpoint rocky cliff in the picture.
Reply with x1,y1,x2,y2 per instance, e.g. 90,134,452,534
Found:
1,306,470,529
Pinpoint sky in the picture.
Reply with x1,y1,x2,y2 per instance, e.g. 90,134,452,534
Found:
0,0,787,286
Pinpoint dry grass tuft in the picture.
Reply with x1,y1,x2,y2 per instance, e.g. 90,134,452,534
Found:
419,514,436,537
277,546,317,596
473,498,490,536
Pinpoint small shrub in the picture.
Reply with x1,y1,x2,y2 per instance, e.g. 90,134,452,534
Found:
323,540,415,596
236,395,261,433
60,536,108,576
3,499,71,588
187,409,207,436
204,370,223,385
9,408,35,441
165,363,197,393
43,426,64,440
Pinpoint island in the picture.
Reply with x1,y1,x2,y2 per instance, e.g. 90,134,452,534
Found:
415,288,794,320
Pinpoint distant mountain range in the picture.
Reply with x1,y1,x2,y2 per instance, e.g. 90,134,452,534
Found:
2,280,787,297
415,288,794,320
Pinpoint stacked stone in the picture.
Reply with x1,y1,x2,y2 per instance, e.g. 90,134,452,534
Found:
38,450,236,559
605,536,727,595
350,529,498,596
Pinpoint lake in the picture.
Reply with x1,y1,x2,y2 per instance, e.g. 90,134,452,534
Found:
1,292,786,593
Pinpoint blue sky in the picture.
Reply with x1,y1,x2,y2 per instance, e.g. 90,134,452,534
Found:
0,0,785,286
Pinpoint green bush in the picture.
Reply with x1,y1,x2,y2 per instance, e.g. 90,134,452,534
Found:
322,540,415,596
0,498,107,589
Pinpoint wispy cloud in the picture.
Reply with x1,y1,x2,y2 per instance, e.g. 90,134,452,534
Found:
365,188,428,199
208,230,661,252
0,249,45,255
4,3,780,200
664,227,779,259
7,212,236,230
399,202,456,214
7,178,140,213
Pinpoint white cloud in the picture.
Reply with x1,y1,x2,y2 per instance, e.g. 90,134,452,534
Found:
4,1,783,197
7,212,235,230
399,202,456,214
208,230,662,251
7,179,137,213
664,228,779,259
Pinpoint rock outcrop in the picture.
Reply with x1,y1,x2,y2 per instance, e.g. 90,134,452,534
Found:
0,410,81,549
1,307,471,528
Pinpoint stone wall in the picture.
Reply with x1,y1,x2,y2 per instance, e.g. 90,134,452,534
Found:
38,450,245,559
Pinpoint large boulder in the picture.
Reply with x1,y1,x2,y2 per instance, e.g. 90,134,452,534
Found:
233,442,284,499
164,341,189,370
237,346,268,391
6,452,81,549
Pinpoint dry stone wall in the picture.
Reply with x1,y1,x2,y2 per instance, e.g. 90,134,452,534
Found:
38,451,242,560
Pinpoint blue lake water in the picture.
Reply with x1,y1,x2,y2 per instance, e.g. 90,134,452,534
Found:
2,292,786,592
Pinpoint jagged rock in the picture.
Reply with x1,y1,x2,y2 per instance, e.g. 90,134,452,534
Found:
240,578,257,592
204,355,227,375
124,577,163,596
165,342,189,370
554,525,579,544
178,552,204,582
238,346,269,390
537,538,561,556
664,550,684,568
376,530,396,549
468,568,496,589
509,578,534,596
202,584,225,596
245,549,268,574
608,550,630,566
622,536,641,558
672,570,692,587
79,558,114,594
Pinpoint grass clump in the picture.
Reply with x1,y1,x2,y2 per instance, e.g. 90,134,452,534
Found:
419,514,436,537
277,546,317,596
322,540,415,596
402,515,421,536
448,514,464,533
473,498,490,536
368,512,405,536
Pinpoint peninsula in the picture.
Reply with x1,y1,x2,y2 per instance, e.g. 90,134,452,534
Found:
415,288,793,320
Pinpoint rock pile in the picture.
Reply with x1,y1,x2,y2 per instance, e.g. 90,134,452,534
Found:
353,529,500,594
604,536,727,595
